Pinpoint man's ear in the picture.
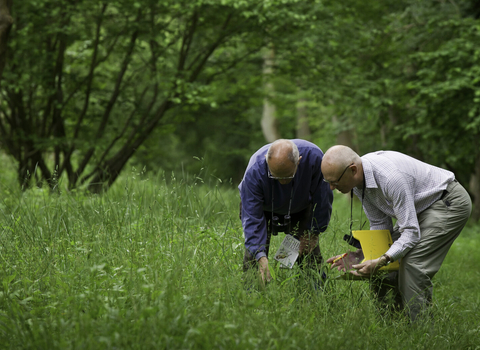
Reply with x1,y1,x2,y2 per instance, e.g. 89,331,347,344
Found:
298,155,303,164
350,164,358,176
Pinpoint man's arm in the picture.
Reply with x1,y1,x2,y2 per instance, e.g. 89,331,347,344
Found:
357,176,419,271
240,178,272,284
310,154,333,233
240,175,268,261
383,176,421,261
311,179,333,233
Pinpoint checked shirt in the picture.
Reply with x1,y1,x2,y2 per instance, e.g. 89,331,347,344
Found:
353,151,454,261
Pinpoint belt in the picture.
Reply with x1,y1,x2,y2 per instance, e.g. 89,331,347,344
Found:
440,179,458,200
440,190,448,200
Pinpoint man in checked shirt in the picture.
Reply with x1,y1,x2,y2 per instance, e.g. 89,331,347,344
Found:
322,145,472,321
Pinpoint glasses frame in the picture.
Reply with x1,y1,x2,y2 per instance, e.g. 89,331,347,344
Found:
323,162,354,186
267,165,298,180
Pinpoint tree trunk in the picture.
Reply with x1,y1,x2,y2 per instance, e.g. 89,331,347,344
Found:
85,100,172,193
0,0,13,84
261,47,281,143
469,153,480,221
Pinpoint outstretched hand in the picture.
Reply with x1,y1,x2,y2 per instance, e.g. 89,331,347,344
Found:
326,249,364,272
258,257,272,284
350,256,388,277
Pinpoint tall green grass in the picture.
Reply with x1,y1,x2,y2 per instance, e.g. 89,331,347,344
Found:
0,165,479,349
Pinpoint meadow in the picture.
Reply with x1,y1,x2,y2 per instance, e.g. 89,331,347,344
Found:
0,165,479,349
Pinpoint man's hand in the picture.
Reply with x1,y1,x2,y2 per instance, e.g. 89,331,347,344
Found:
350,254,389,277
258,257,272,284
326,249,364,272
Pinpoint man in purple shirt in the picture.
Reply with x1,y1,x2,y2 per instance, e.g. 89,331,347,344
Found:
239,139,333,283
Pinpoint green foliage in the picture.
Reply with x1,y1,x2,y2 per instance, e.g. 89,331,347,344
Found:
132,52,267,182
2,0,480,209
304,0,480,170
1,0,322,190
401,16,480,169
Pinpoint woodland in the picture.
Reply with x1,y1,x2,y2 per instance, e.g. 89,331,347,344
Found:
1,0,480,219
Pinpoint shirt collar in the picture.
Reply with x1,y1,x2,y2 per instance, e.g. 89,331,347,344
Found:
361,158,378,189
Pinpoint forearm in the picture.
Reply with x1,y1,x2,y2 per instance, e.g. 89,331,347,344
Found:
311,184,333,233
386,219,419,261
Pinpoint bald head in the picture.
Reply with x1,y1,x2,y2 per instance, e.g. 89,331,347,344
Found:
266,139,301,184
322,145,363,192
323,145,360,171
266,139,299,165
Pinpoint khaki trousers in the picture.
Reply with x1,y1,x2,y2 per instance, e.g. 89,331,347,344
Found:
373,180,472,321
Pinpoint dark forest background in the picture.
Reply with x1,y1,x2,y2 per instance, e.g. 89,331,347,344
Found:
1,0,480,219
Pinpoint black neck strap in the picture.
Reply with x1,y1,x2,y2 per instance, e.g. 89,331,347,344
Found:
345,179,365,248
271,180,295,217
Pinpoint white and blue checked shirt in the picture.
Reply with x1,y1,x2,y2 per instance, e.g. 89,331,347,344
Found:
353,151,454,261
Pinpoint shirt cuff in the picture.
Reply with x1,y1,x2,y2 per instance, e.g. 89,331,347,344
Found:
255,251,267,261
386,246,410,262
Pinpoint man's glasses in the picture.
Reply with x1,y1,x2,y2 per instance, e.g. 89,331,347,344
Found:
323,163,354,186
267,166,297,180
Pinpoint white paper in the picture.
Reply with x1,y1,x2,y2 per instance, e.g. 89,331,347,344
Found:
274,234,300,269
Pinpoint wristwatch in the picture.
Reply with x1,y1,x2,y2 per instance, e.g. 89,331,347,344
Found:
382,254,392,265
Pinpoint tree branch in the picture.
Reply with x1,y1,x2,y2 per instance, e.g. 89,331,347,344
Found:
61,31,121,110
0,0,13,85
73,3,107,140
178,10,198,72
60,4,108,184
187,12,233,83
79,85,151,185
74,10,141,184
95,14,140,139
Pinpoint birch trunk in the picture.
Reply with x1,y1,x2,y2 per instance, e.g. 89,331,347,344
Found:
261,47,281,143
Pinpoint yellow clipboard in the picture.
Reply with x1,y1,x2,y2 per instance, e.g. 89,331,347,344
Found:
352,230,400,271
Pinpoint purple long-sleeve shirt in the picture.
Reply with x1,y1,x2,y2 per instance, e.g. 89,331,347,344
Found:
238,140,333,260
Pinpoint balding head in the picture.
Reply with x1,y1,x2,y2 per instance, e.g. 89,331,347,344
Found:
322,145,363,193
266,139,301,184
323,145,359,171
267,139,299,165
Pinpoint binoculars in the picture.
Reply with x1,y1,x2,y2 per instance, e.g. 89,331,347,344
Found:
343,233,361,249
271,215,291,236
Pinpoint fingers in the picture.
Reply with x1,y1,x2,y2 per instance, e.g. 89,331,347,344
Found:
347,262,365,276
350,263,366,276
258,257,271,284
329,261,343,270
327,253,347,264
351,261,377,276
326,255,341,264
265,270,272,283
327,253,350,272
334,261,347,272
352,263,365,273
260,268,270,284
